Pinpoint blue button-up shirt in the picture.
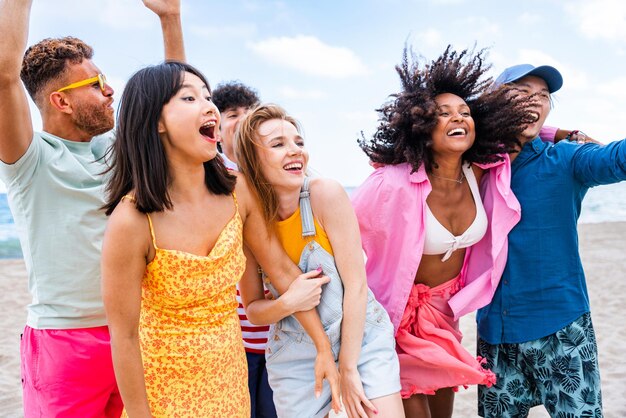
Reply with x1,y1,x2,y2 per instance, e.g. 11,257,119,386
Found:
477,137,626,344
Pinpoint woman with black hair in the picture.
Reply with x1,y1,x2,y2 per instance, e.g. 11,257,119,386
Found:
352,47,534,418
100,61,340,417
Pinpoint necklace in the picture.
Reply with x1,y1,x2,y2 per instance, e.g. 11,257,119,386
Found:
430,171,465,184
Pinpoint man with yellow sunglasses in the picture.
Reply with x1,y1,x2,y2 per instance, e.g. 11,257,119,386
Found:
56,73,109,94
0,1,185,417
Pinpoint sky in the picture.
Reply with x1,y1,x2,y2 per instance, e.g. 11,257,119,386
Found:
2,0,626,192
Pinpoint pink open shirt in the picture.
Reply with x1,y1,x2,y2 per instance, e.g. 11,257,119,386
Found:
351,155,520,334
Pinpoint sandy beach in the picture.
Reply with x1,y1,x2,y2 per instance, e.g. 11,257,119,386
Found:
1,222,625,417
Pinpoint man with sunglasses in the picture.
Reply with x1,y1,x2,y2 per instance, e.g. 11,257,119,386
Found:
0,1,184,416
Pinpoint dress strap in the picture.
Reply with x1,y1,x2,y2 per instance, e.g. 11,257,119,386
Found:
121,194,136,203
299,177,316,238
145,213,158,249
232,191,239,211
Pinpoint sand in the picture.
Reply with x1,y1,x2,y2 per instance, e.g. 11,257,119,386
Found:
1,222,625,417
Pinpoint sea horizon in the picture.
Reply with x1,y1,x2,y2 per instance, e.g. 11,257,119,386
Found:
2,182,626,259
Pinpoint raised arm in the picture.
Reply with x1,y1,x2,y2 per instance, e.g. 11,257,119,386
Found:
0,0,34,164
101,202,153,418
143,0,186,62
234,174,341,412
572,138,626,187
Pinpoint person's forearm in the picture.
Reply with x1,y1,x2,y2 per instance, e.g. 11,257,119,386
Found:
0,0,32,80
270,259,331,352
110,334,152,418
338,282,367,370
160,13,185,61
245,297,296,325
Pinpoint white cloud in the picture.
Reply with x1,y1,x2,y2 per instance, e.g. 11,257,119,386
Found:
248,35,369,78
596,76,626,98
516,49,589,91
565,0,626,41
279,86,326,100
416,29,444,48
518,12,542,25
413,18,499,53
460,17,500,43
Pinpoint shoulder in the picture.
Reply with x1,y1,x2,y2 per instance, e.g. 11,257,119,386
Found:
107,196,149,237
90,133,115,158
355,163,416,195
309,177,346,202
546,139,581,165
309,177,349,219
103,197,153,263
0,132,43,182
232,171,257,216
308,178,355,232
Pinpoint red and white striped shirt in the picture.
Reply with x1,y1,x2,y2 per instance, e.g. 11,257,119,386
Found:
236,284,269,354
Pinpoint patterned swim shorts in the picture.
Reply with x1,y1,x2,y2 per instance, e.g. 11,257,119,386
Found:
477,313,603,418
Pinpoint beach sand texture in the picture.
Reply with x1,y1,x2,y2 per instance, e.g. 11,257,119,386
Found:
1,222,625,417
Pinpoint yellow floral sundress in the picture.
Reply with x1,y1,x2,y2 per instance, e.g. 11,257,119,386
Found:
136,193,249,417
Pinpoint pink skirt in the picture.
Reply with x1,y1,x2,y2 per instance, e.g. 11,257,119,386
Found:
396,275,495,397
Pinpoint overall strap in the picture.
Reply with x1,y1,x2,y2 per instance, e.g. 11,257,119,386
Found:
299,177,316,238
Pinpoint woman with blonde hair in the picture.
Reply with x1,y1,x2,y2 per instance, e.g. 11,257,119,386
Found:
236,104,405,418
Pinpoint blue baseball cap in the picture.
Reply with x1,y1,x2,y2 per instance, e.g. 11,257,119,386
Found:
495,64,563,93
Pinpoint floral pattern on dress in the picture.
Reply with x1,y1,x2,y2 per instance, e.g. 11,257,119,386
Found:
126,200,249,418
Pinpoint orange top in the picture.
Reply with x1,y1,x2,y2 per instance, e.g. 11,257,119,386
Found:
275,206,333,263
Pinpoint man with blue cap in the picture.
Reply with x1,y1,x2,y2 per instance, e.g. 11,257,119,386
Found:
475,64,626,417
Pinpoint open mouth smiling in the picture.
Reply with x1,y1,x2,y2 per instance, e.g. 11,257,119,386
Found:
283,162,303,172
199,121,217,142
447,128,467,137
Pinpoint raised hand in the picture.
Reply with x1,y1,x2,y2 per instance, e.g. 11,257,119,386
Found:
142,0,180,17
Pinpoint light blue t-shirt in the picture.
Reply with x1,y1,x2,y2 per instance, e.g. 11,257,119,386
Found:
0,131,112,329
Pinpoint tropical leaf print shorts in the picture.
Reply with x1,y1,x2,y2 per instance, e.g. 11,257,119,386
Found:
477,313,603,418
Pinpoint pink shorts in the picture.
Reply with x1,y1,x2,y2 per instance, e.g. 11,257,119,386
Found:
20,325,123,418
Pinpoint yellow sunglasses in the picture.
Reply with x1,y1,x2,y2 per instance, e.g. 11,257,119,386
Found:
56,74,107,93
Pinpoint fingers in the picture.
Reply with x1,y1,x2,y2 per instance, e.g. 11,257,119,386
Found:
347,400,368,418
315,275,331,285
314,369,322,400
329,372,342,414
300,268,323,279
360,395,377,415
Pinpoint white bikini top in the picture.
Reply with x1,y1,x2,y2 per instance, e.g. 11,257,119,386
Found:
423,163,488,262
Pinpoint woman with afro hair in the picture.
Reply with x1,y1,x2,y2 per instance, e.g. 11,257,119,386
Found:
351,46,535,418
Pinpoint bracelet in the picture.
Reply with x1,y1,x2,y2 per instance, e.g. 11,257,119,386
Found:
566,130,587,144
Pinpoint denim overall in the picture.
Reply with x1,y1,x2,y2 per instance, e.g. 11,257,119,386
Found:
265,177,400,418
